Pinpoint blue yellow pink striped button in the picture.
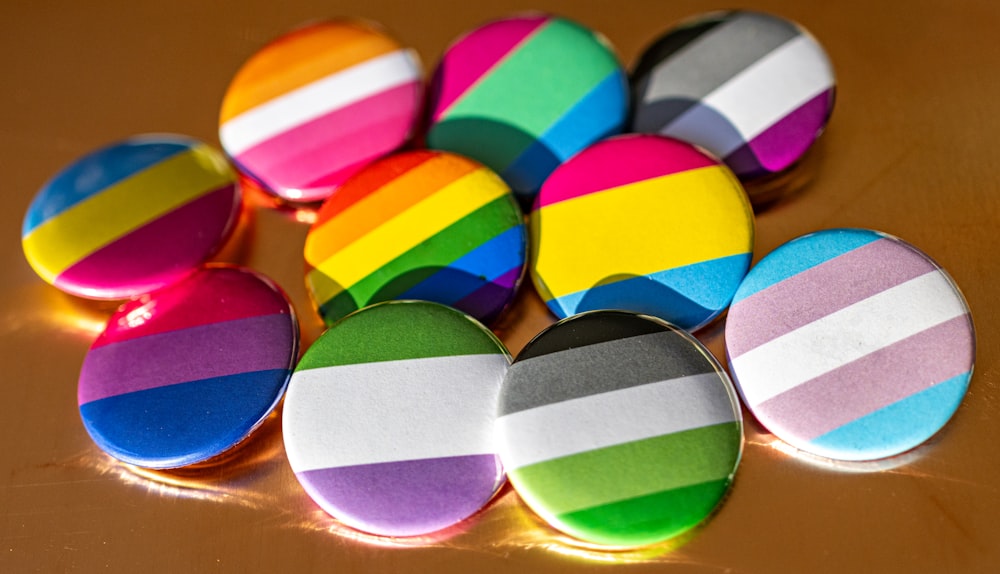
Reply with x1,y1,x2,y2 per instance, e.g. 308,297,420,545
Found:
282,301,509,537
496,310,743,547
726,229,975,461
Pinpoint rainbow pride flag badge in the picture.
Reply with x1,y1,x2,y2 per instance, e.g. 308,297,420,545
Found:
530,134,754,331
726,229,975,461
304,150,526,327
496,310,743,547
22,135,240,299
426,13,628,203
283,301,509,537
219,20,423,202
78,266,299,469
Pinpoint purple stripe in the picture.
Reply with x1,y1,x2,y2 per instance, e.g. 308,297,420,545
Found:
453,266,522,323
752,315,974,440
79,313,295,404
727,239,936,359
742,88,834,174
296,454,503,537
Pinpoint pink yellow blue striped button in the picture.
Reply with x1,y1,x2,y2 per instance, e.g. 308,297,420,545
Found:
725,229,975,461
282,301,509,537
219,20,423,202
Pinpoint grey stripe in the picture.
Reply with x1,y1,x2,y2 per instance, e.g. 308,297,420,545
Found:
498,330,718,416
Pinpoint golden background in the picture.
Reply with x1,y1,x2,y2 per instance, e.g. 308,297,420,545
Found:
2,0,999,571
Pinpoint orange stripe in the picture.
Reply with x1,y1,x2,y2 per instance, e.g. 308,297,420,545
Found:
220,21,401,122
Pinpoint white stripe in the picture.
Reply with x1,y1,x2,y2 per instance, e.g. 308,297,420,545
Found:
220,49,421,155
730,271,968,406
283,353,508,472
661,35,833,156
495,373,738,471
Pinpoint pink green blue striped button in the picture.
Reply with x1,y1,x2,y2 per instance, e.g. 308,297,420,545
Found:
496,311,743,547
283,301,509,537
726,229,975,461
22,135,240,299
219,20,423,202
78,266,299,469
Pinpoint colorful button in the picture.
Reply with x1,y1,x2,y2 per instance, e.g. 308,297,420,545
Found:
726,229,975,461
426,14,628,204
304,150,526,327
630,10,835,182
22,135,240,299
496,311,743,547
78,266,299,469
530,134,754,331
219,20,423,202
283,301,509,537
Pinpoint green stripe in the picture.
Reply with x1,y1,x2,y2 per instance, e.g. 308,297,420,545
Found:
296,301,507,370
509,422,740,515
318,195,521,322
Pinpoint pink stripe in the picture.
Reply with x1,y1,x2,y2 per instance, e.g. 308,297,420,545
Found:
743,88,834,173
751,315,974,440
536,134,718,208
727,239,937,359
430,15,548,122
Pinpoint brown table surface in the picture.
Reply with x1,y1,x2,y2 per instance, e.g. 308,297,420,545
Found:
3,1,999,572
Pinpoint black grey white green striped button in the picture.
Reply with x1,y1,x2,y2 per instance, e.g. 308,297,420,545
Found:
496,311,742,547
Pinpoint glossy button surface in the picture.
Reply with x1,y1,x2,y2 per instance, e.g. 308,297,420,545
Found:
304,150,526,327
426,13,628,203
283,301,508,537
22,135,240,299
630,10,835,181
496,311,743,547
530,134,754,331
78,266,299,469
726,229,975,461
219,20,423,202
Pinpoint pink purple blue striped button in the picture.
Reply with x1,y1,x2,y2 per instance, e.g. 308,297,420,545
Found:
219,20,423,202
22,135,240,299
78,266,299,469
725,229,975,461
282,301,509,537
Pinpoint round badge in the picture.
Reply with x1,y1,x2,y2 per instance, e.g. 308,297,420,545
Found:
496,311,743,547
22,135,240,299
726,229,975,461
530,134,754,331
630,10,835,182
219,20,423,202
78,266,299,469
283,301,509,537
426,13,628,204
304,150,526,327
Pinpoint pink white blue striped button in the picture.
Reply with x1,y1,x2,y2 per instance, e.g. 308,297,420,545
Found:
725,229,975,461
78,266,298,469
219,20,423,202
282,301,508,537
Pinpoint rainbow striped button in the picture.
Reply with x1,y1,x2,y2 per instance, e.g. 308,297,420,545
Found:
283,301,509,537
531,134,753,331
22,135,240,299
496,311,743,547
426,14,628,203
78,266,298,469
220,20,423,202
304,150,525,326
726,229,975,461
631,10,835,182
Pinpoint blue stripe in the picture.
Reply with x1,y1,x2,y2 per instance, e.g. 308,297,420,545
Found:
808,372,971,461
79,368,290,468
732,229,881,304
547,253,750,331
23,138,192,235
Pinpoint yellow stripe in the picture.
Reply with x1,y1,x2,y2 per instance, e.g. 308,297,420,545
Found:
307,168,506,305
532,166,753,298
22,145,234,280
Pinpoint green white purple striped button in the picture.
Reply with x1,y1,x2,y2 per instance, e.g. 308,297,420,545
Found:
496,311,742,547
